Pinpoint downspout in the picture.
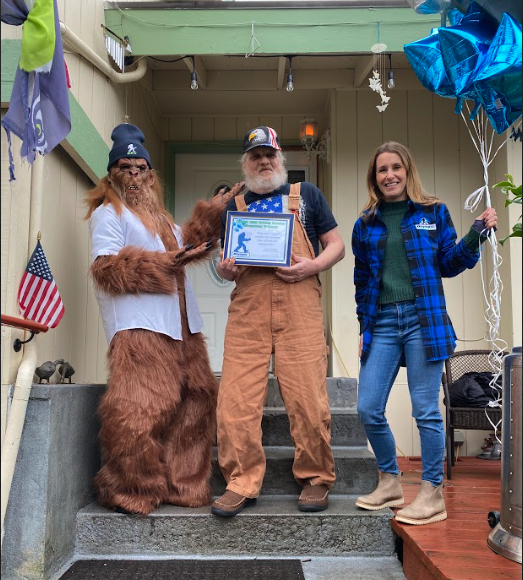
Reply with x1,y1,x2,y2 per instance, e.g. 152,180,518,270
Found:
1,154,44,546
1,25,147,546
60,22,148,83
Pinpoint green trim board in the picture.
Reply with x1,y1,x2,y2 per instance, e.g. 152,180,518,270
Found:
1,39,108,182
105,8,439,56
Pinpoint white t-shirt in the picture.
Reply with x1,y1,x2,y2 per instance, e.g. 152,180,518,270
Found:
89,203,204,345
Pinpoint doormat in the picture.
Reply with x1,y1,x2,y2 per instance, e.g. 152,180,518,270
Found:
59,559,306,579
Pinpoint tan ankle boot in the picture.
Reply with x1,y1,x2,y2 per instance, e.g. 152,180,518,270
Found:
355,472,404,511
395,480,447,525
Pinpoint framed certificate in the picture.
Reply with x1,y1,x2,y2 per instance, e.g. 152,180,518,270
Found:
223,211,295,267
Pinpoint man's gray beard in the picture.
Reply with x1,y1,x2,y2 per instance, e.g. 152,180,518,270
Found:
244,167,288,194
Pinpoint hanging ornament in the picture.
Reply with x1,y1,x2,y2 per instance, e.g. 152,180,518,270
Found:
368,34,391,113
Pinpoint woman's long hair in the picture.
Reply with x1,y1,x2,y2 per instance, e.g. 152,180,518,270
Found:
362,141,438,220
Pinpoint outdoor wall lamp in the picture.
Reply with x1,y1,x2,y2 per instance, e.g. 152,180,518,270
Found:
299,119,331,163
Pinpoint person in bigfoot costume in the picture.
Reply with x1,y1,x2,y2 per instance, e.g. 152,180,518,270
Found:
85,123,242,515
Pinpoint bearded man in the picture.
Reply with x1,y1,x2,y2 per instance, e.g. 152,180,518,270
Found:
211,126,345,518
85,123,241,515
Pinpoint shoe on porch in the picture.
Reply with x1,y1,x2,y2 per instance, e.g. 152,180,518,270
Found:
395,480,447,525
355,471,404,511
211,490,257,517
298,483,329,512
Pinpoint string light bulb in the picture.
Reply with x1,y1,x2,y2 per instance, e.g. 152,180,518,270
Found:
387,54,395,89
286,56,294,92
190,56,199,90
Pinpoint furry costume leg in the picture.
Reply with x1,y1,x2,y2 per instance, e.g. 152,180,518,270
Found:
95,329,185,515
163,311,218,507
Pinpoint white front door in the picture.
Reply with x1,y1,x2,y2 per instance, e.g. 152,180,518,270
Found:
174,152,316,372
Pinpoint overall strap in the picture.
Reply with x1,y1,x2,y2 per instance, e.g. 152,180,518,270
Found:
289,183,301,213
235,194,248,212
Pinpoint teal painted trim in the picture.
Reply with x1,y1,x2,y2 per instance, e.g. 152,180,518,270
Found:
67,94,109,180
105,8,439,55
1,39,108,181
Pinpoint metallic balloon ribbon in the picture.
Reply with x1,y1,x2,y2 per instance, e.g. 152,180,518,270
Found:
461,104,514,440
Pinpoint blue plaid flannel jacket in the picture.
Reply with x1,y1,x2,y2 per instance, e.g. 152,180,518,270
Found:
352,201,481,363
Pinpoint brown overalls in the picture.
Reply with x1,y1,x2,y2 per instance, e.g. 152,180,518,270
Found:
216,183,336,498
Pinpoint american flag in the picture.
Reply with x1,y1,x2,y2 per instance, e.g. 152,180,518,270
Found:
17,241,64,328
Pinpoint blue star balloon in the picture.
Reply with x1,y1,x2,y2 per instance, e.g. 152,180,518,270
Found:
474,12,522,133
406,0,464,24
438,2,498,97
405,28,456,98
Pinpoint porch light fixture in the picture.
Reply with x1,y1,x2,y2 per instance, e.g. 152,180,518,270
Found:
387,54,395,90
299,119,331,163
190,56,198,90
286,56,294,92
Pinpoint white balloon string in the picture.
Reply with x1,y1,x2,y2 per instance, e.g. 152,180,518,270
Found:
461,106,509,442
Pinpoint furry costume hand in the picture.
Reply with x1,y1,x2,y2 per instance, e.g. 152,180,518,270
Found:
181,182,244,247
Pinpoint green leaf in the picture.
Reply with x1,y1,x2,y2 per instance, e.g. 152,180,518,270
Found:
493,181,514,189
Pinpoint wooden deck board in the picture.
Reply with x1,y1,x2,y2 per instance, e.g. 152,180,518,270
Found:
392,457,521,580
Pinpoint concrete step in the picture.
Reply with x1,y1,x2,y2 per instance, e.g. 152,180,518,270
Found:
266,377,357,409
262,408,367,447
211,446,378,496
75,497,396,559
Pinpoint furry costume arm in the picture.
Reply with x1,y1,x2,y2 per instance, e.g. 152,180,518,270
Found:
91,243,213,296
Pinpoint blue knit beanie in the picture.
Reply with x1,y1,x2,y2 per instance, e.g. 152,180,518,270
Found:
107,123,152,171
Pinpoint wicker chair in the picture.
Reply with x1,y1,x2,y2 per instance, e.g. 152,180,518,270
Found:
442,349,503,480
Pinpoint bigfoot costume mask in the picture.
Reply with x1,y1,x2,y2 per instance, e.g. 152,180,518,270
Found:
86,123,242,515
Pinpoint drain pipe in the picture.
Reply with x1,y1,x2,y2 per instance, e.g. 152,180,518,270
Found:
60,22,148,83
1,154,44,546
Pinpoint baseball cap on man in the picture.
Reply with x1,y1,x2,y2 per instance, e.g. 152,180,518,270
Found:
107,123,152,171
243,126,281,153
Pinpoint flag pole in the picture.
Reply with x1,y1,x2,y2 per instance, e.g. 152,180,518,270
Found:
1,155,44,546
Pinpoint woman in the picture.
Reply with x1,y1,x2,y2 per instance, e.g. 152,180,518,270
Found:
352,142,497,525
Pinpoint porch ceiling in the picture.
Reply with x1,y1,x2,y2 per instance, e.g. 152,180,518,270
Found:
107,2,435,117
145,52,420,116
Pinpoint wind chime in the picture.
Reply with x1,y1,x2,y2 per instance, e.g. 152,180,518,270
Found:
368,24,392,113
102,25,132,72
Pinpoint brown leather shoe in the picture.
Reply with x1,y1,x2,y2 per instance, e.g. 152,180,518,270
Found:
211,490,257,518
298,483,329,512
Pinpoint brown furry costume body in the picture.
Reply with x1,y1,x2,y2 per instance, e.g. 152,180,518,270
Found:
86,168,237,515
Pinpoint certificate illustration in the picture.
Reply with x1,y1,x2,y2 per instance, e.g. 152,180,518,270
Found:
223,211,295,267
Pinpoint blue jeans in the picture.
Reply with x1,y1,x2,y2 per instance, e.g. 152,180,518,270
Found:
357,301,445,486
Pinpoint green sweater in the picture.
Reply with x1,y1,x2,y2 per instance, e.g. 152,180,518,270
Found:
379,200,484,305
379,200,415,305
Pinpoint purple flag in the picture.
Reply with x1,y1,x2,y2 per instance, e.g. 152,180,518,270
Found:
1,0,71,180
